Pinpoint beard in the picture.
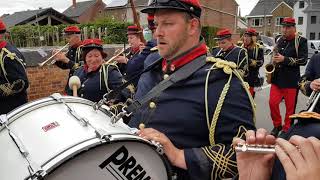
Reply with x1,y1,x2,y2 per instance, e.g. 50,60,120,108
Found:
160,28,189,59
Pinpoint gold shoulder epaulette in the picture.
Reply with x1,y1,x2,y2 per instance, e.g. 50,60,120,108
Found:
150,46,158,52
290,111,320,120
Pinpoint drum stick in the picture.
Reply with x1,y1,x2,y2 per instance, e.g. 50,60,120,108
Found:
68,76,81,97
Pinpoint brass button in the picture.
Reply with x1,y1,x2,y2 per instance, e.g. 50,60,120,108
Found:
163,74,169,79
149,102,156,109
139,123,145,130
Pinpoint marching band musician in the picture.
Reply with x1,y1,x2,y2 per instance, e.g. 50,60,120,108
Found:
125,15,158,88
70,39,127,103
212,28,249,77
114,25,145,86
242,28,264,98
52,25,83,94
299,52,320,112
128,0,256,179
0,19,29,114
268,17,308,137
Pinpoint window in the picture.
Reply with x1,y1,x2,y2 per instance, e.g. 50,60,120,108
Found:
268,18,271,25
299,1,305,8
310,32,316,40
298,17,303,25
311,16,317,24
251,18,263,27
275,17,284,26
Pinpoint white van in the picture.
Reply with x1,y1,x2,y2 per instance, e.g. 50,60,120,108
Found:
308,40,320,59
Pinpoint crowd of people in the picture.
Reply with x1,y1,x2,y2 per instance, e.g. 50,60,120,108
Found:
1,0,320,179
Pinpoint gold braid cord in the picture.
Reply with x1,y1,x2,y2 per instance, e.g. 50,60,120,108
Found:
202,126,248,179
205,57,256,145
0,79,25,96
290,111,320,120
298,78,309,96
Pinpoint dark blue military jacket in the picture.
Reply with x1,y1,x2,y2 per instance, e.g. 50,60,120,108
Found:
72,64,123,102
129,44,256,180
126,39,157,87
212,46,249,76
245,45,264,87
134,51,161,100
271,35,308,88
271,118,320,180
0,42,29,114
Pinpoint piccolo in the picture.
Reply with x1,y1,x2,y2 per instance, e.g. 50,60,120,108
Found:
235,144,276,154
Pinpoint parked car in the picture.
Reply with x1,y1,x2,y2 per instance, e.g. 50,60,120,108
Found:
259,35,275,55
308,40,320,59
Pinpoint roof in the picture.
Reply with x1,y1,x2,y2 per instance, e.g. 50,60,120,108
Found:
63,0,97,18
304,1,320,12
106,0,149,8
2,8,77,28
248,0,297,17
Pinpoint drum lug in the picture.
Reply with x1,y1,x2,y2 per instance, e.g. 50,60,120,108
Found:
151,140,164,155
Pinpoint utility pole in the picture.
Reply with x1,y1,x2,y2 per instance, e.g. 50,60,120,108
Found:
263,0,267,36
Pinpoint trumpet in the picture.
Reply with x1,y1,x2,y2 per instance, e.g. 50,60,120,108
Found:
264,46,278,84
104,48,126,64
306,90,320,112
38,43,70,67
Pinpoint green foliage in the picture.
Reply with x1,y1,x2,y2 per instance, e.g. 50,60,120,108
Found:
201,26,218,50
8,17,131,47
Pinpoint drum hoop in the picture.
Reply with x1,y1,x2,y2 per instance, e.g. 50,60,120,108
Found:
42,134,172,180
1,96,113,131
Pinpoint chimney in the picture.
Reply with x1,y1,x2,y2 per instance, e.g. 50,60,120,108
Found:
73,0,76,8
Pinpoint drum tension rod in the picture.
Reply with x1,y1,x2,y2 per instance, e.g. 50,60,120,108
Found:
50,93,111,142
0,115,45,179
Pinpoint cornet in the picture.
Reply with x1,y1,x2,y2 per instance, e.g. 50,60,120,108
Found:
38,43,70,67
104,48,126,64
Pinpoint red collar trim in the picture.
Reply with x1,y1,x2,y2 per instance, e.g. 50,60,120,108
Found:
131,47,140,53
0,41,7,49
162,43,207,73
225,44,235,52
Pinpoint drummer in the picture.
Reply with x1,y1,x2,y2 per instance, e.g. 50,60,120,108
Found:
70,38,128,103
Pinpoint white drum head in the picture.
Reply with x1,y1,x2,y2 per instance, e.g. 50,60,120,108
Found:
46,140,171,180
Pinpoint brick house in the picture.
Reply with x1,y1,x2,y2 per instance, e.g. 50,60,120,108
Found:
247,0,296,37
104,0,240,33
63,0,106,23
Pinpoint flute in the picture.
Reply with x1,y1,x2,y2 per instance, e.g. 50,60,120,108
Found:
235,144,276,154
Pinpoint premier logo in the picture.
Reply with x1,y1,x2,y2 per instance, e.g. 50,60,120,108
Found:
99,146,151,180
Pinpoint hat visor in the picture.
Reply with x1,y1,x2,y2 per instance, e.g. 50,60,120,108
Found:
214,35,232,41
141,6,191,14
281,22,296,26
126,31,142,35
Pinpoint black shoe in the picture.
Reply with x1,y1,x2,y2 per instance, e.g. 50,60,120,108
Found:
271,126,282,137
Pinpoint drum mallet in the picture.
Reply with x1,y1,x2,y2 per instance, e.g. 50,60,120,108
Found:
68,76,81,97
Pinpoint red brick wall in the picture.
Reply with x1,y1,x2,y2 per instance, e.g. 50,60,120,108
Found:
26,66,68,101
77,0,106,23
201,0,238,32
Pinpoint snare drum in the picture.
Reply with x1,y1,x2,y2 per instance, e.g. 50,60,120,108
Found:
0,94,171,180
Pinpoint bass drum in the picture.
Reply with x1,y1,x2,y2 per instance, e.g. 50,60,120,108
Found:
0,94,171,180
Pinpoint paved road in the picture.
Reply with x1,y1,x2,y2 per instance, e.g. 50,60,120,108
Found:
253,55,309,132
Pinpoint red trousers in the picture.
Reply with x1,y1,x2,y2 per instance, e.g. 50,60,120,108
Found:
249,87,255,98
269,84,298,132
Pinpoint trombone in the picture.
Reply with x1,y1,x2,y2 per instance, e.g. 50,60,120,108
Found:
38,43,70,67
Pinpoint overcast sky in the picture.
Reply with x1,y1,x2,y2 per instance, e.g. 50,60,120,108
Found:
0,0,259,18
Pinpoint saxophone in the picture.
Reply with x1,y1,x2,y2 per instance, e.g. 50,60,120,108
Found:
265,45,278,84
